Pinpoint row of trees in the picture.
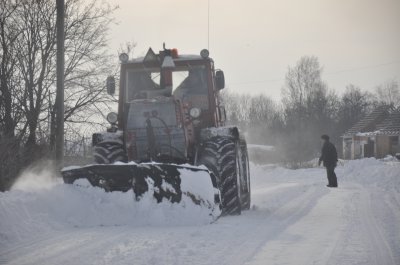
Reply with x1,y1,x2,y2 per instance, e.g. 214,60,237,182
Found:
0,0,117,190
223,56,399,166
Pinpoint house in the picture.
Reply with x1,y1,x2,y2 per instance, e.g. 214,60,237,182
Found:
342,106,400,159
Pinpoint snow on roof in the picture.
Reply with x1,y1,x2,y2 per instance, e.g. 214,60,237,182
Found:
375,109,400,135
354,131,380,137
343,106,400,136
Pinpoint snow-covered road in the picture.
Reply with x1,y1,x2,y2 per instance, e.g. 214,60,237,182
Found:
1,158,399,265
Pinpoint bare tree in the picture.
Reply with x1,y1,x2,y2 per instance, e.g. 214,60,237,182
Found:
282,56,326,112
10,0,116,147
338,84,373,131
281,56,338,165
0,0,25,191
248,95,276,125
0,0,23,139
374,79,400,107
221,90,282,145
0,0,117,190
12,0,59,147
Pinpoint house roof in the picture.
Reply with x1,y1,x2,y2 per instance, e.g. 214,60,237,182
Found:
375,109,400,135
343,105,391,136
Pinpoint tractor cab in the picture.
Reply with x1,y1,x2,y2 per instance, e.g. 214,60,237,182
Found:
107,47,226,131
103,47,226,163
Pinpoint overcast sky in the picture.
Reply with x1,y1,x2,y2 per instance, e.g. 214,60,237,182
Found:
106,0,400,100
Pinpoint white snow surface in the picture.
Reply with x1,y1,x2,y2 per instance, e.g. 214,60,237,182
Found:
1,158,399,265
247,144,275,151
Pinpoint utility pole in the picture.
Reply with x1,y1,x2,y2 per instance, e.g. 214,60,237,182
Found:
55,0,65,166
207,0,210,50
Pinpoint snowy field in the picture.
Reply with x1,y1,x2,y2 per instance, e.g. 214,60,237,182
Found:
1,158,399,265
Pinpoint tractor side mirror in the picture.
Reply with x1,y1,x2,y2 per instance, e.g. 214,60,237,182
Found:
106,76,116,95
219,106,227,122
215,70,225,90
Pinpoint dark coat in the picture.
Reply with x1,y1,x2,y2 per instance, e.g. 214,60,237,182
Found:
319,141,338,167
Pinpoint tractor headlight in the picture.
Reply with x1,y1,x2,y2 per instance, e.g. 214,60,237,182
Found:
106,112,118,124
119,53,129,63
189,108,201,119
200,49,209,59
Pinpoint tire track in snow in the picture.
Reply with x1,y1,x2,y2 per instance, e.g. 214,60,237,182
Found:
1,228,129,265
361,189,396,265
245,186,351,265
208,185,327,265
327,184,397,265
241,185,327,265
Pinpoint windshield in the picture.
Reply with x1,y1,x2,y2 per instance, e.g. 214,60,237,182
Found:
126,65,209,108
127,101,178,129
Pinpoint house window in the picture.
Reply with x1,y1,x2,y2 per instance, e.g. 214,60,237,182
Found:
389,136,399,155
389,136,399,145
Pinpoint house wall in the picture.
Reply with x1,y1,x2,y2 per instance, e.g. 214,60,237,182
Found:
376,135,390,158
352,136,369,159
343,135,380,160
346,135,400,159
343,138,352,159
389,136,400,155
353,139,362,159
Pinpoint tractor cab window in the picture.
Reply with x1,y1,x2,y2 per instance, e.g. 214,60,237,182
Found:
126,70,162,102
172,66,209,109
126,65,209,109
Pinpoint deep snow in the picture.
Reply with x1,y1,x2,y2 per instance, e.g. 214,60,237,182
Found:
1,158,399,265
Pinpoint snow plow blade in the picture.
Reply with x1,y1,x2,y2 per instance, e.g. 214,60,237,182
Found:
61,163,220,208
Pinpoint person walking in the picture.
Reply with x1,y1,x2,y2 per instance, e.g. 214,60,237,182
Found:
318,134,338,188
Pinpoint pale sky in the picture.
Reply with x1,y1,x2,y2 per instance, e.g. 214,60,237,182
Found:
106,0,400,100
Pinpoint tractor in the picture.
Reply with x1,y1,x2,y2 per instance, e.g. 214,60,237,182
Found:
62,46,250,215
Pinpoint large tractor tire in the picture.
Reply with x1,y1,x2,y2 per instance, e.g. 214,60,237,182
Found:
239,138,251,210
93,139,127,164
197,137,242,215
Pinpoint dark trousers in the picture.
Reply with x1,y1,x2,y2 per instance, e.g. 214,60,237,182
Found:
326,166,338,187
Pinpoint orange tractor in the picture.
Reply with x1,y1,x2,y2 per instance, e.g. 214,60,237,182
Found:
62,46,250,215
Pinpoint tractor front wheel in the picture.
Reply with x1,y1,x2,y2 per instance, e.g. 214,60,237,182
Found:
93,139,127,164
239,138,251,210
197,137,242,215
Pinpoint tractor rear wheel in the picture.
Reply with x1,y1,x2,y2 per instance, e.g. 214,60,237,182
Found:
239,138,251,210
93,139,127,164
197,137,242,215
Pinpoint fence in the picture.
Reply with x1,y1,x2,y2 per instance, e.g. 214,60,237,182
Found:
64,136,93,166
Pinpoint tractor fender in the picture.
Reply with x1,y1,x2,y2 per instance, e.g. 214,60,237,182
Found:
199,126,240,142
92,130,124,146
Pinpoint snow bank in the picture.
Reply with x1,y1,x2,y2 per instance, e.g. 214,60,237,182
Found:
247,144,275,151
251,157,399,192
340,158,400,189
0,166,220,247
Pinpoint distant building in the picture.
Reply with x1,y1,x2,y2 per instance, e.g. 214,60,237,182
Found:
342,106,400,159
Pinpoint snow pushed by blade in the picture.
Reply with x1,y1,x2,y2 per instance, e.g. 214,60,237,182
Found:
0,166,220,247
179,167,220,210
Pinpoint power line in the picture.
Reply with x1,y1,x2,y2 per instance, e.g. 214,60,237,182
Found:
228,60,400,87
325,60,400,75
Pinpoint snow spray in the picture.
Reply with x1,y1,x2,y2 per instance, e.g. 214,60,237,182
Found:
12,160,61,191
